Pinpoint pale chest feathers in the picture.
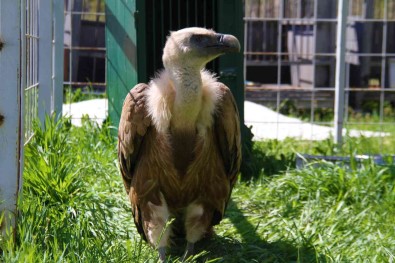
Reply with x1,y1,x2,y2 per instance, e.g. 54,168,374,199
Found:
146,70,221,135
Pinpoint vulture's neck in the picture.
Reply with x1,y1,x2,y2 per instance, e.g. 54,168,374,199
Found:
169,65,203,130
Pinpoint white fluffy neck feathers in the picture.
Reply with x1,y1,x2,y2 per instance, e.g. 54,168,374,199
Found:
146,69,220,134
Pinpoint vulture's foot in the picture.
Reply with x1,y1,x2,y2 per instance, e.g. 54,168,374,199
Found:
181,242,195,262
158,247,166,262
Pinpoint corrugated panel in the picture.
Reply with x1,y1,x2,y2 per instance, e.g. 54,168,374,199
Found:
105,0,138,128
141,0,218,83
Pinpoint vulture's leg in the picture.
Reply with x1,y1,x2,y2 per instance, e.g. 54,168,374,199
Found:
182,242,195,262
158,247,167,262
143,196,171,262
183,203,212,261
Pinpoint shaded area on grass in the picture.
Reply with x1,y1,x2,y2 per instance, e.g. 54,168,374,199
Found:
191,199,327,263
1,115,395,262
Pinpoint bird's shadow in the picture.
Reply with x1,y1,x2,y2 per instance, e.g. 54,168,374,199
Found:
168,199,327,262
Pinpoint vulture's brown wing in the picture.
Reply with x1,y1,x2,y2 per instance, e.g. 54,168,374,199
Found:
213,83,242,222
118,83,151,240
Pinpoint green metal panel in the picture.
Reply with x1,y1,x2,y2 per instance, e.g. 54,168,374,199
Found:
135,0,218,84
217,0,244,124
105,0,138,128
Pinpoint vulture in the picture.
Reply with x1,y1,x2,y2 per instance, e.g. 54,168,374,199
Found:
118,27,242,261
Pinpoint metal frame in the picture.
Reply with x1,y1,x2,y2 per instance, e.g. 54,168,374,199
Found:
244,0,395,145
53,0,65,114
0,0,23,237
24,0,40,143
1,0,64,237
63,0,107,125
38,0,53,122
63,0,106,90
334,0,349,144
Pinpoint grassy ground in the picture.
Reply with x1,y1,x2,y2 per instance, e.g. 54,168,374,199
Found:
1,116,395,262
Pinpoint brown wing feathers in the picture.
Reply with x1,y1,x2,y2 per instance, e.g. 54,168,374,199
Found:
118,83,150,241
118,82,241,241
212,83,242,224
215,83,242,186
118,83,150,193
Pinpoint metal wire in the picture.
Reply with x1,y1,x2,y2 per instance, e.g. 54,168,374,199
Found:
244,0,395,144
24,0,39,145
64,0,107,125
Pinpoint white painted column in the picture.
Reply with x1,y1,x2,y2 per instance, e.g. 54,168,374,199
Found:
0,0,23,237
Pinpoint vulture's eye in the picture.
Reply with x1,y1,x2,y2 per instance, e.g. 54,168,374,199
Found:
190,34,209,45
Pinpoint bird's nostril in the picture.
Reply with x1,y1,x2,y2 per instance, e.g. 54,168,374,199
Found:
217,34,223,43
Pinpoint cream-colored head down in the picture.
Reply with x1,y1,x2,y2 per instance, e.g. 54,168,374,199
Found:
147,27,240,134
162,27,240,71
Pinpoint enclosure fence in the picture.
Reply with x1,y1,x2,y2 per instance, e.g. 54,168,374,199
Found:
63,0,107,126
244,0,395,145
63,0,395,145
0,0,64,234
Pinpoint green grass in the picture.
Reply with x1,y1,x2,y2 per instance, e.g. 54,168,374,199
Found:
1,115,395,262
63,86,107,104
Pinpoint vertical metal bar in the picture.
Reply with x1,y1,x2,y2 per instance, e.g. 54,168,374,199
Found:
195,0,198,25
212,0,216,29
297,0,302,18
169,0,172,29
186,0,189,26
38,0,53,123
276,0,284,140
160,0,164,46
334,0,349,145
243,0,247,84
203,0,206,27
379,0,388,150
178,0,181,29
68,0,73,106
310,0,318,138
22,0,27,142
0,0,23,238
53,0,64,115
152,0,157,70
344,62,350,123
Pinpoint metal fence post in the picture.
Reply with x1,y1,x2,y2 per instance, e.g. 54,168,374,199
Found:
334,0,349,145
38,0,53,122
0,0,23,238
53,0,64,116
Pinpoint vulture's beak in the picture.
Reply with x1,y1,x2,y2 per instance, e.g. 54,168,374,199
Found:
212,33,241,54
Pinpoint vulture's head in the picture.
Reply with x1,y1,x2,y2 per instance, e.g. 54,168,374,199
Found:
162,27,240,70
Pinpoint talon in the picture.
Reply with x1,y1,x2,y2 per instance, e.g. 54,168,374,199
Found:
158,247,166,262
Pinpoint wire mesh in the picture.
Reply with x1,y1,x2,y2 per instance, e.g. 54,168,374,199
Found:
24,0,39,144
244,0,395,143
63,0,107,126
